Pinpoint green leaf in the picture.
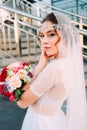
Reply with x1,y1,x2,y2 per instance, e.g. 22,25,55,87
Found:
14,89,24,101
25,67,30,71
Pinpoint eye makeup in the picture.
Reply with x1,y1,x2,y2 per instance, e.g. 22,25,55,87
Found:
39,30,57,40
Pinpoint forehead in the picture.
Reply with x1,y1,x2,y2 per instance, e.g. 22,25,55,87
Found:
39,21,56,33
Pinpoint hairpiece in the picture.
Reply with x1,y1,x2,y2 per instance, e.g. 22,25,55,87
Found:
39,24,61,33
52,24,61,30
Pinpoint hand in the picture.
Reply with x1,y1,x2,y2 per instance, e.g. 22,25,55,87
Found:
39,46,49,65
33,47,49,77
22,83,30,91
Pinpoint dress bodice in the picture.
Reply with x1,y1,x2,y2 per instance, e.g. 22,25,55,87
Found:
30,58,73,116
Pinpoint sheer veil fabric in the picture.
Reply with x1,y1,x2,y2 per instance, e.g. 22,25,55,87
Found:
22,11,87,130
53,12,87,130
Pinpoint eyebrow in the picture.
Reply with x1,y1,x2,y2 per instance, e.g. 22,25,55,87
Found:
39,30,55,34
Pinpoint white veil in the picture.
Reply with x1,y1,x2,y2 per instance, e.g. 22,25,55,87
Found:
53,11,87,130
21,11,87,130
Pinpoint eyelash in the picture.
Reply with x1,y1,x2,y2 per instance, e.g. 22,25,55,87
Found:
39,33,56,39
39,34,44,39
48,33,55,37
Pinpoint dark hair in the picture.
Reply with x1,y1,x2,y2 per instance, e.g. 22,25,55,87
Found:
42,12,58,24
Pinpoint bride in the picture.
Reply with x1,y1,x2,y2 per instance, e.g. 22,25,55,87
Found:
17,11,87,130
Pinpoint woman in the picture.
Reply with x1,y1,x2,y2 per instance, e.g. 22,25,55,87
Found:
17,12,87,130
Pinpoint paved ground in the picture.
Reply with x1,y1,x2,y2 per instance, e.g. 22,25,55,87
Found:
0,95,27,130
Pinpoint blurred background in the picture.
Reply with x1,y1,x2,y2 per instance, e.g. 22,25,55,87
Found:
0,0,87,130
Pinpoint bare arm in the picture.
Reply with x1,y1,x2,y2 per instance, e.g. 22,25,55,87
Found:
17,61,60,109
17,47,58,109
17,88,39,109
17,50,49,108
22,48,48,91
17,59,47,109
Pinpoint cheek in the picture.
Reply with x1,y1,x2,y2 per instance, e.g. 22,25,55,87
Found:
51,36,59,46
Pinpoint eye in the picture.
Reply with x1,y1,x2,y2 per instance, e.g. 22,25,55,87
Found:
39,34,44,39
48,33,56,37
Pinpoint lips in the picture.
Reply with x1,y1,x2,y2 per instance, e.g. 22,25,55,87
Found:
44,47,51,50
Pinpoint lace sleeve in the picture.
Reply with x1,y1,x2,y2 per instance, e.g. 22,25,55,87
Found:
30,61,63,97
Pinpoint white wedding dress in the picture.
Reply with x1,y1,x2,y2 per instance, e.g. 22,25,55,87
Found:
21,11,87,130
21,58,73,130
22,105,68,130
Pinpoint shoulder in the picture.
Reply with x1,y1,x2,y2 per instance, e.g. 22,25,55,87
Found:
45,59,62,72
46,58,68,70
42,59,63,79
46,58,72,73
40,58,72,78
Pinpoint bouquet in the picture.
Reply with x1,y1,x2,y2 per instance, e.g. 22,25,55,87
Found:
0,62,33,101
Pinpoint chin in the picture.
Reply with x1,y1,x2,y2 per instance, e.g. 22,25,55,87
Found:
46,53,54,57
46,52,51,56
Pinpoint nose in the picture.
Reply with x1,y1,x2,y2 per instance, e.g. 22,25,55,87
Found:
42,36,49,45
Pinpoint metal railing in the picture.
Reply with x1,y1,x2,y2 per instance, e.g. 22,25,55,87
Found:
33,0,87,52
0,4,42,67
14,0,87,58
0,2,87,67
